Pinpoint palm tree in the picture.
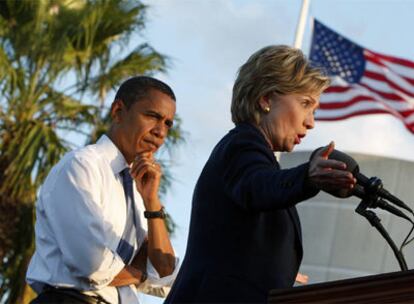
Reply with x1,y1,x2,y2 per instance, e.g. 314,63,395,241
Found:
0,1,183,303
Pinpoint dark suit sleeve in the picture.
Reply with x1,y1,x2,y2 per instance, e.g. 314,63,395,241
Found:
222,132,319,211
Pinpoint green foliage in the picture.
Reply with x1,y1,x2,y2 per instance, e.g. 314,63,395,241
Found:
0,0,183,303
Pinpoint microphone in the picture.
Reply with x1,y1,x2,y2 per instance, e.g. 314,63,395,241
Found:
353,185,412,222
323,149,413,213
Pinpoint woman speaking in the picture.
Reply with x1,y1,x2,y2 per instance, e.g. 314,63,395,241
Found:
166,45,356,303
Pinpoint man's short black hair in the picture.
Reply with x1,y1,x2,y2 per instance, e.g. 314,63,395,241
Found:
114,76,176,108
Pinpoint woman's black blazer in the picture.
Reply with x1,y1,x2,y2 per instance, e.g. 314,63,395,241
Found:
166,123,318,303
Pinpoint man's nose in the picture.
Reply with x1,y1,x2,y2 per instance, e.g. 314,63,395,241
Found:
152,122,167,138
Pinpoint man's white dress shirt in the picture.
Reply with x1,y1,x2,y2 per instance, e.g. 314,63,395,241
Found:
26,135,178,303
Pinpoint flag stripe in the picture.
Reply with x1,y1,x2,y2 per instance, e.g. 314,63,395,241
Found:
317,107,414,122
364,71,414,98
365,61,414,94
365,51,414,81
359,81,404,101
320,95,414,112
316,100,412,118
319,95,376,109
321,86,373,102
317,109,394,120
406,113,414,124
322,84,408,105
369,50,414,69
317,109,414,133
325,86,352,93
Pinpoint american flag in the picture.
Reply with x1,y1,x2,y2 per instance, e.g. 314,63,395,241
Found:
310,19,414,134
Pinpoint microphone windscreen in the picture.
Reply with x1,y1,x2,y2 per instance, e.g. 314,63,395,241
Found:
310,148,359,198
328,149,359,174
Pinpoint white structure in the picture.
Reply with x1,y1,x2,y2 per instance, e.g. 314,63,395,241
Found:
280,151,414,284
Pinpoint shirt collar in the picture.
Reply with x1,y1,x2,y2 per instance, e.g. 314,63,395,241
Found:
95,135,129,175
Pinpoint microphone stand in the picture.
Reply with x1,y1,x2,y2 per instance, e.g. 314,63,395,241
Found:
354,177,408,271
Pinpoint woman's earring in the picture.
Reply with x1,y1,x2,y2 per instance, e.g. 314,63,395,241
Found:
263,106,270,113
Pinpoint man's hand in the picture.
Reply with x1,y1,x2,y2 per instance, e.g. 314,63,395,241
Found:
130,152,162,211
130,153,175,277
109,265,147,287
308,141,356,193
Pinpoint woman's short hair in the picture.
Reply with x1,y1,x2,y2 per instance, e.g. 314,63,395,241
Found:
231,45,330,125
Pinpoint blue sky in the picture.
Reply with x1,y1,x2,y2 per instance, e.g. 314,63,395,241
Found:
137,0,414,302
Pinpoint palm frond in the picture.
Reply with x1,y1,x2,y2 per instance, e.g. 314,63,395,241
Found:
90,44,168,104
0,1,184,302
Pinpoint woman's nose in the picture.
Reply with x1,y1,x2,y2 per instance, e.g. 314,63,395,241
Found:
305,113,315,129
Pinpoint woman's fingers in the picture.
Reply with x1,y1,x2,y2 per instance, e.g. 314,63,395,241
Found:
309,142,356,192
295,273,309,285
315,159,347,170
320,141,335,159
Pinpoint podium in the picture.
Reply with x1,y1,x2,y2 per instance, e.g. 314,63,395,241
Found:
269,269,414,303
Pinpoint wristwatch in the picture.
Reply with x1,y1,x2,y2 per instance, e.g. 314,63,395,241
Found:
144,206,166,219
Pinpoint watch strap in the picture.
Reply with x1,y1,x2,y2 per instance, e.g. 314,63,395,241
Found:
144,207,166,219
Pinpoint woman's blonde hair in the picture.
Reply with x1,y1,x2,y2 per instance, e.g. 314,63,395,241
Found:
231,45,330,124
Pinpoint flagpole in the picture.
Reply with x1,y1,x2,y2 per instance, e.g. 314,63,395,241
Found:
275,0,310,162
294,0,310,49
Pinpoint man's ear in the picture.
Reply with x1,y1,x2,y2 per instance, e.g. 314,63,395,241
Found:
110,99,125,123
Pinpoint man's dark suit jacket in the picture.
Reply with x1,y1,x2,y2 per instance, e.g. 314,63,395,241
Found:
166,123,319,303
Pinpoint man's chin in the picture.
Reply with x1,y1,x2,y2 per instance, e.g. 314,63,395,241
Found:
138,142,159,152
150,146,159,153
144,142,160,153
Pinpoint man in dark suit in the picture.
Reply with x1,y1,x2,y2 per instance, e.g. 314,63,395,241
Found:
166,45,356,303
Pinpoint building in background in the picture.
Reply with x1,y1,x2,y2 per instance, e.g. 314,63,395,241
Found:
280,151,414,284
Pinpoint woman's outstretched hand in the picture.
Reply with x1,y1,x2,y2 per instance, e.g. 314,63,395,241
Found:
308,141,356,193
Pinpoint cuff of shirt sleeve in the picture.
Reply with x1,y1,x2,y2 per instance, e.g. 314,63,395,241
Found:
87,250,125,289
136,256,180,298
146,256,179,285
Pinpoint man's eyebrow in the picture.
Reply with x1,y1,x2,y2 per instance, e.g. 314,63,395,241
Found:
145,110,162,117
146,110,174,127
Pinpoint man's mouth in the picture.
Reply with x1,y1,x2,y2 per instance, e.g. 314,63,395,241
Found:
144,140,160,150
